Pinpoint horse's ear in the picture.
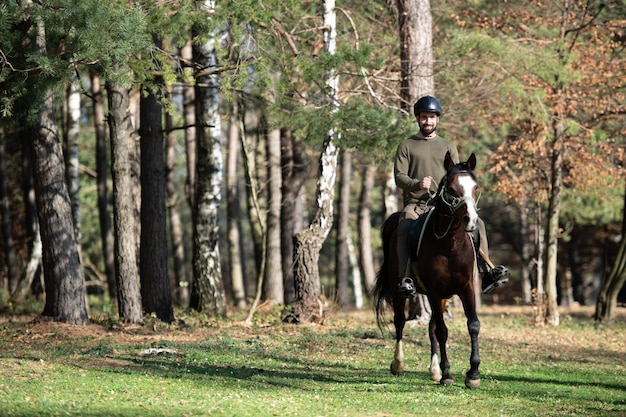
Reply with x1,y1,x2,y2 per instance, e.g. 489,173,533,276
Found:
467,153,477,170
444,151,455,170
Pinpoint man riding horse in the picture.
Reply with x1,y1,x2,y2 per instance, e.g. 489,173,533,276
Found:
394,95,509,298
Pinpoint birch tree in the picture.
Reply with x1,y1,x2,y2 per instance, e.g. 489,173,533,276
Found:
190,0,227,316
292,0,339,324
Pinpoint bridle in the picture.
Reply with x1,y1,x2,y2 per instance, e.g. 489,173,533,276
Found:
432,172,480,239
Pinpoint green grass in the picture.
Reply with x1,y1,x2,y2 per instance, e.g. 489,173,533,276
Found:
0,306,624,416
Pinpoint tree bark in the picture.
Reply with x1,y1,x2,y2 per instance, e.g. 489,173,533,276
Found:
595,182,626,325
544,119,564,326
335,150,352,307
280,129,308,305
358,164,376,295
227,100,246,308
33,88,89,325
26,14,88,325
139,46,174,323
91,73,117,301
107,81,143,323
10,140,41,303
265,127,284,304
291,0,339,324
166,108,190,308
519,201,532,304
0,131,17,293
397,0,434,114
190,3,227,316
181,39,197,210
12,138,43,300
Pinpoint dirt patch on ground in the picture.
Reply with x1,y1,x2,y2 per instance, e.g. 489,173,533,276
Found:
1,304,624,351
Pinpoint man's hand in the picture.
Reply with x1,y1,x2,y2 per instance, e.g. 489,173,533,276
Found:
420,176,433,190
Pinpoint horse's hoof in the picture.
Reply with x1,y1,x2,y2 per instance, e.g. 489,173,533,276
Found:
430,372,442,382
440,378,455,386
465,377,481,389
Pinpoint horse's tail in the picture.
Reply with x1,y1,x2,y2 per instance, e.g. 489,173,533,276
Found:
373,211,401,333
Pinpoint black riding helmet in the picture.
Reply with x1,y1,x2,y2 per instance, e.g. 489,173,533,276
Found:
414,95,442,116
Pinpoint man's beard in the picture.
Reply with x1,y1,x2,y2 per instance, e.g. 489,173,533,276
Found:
420,125,436,136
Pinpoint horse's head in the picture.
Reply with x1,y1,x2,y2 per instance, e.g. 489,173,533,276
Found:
436,151,480,232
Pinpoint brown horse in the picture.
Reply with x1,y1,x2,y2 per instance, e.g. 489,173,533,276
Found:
373,151,482,389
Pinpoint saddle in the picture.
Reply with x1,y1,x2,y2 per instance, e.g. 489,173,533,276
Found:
407,208,483,262
407,208,434,262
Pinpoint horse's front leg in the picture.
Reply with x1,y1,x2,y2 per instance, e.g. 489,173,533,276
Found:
432,299,453,385
463,298,481,389
390,298,406,375
428,317,442,382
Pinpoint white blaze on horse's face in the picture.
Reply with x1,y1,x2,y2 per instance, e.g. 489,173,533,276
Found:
458,174,479,232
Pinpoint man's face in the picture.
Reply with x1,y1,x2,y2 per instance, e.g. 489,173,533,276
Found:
417,112,438,136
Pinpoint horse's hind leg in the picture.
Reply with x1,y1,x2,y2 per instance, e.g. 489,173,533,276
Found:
462,294,481,389
390,297,406,375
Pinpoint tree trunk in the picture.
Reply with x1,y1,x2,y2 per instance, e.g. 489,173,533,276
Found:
0,131,17,292
533,195,547,326
33,88,89,325
293,229,326,323
358,164,376,294
181,39,197,210
166,108,190,308
347,233,364,309
251,115,267,278
335,150,352,307
190,3,227,316
15,138,43,300
544,118,564,326
107,81,143,323
10,143,42,303
27,14,88,325
396,0,434,323
595,182,626,325
227,100,246,309
280,129,308,305
91,73,117,301
65,77,82,246
291,0,339,324
264,127,284,304
139,47,174,323
397,0,434,114
520,201,532,304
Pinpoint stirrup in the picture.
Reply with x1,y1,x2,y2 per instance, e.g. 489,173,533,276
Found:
482,265,510,294
398,277,417,298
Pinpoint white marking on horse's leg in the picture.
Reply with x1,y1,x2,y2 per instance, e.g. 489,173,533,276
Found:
390,340,405,375
430,353,442,382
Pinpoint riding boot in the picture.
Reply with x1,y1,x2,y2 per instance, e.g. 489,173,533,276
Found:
472,228,510,294
397,215,417,298
482,264,510,294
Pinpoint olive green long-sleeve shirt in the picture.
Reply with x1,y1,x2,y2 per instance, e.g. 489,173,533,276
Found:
394,134,459,206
